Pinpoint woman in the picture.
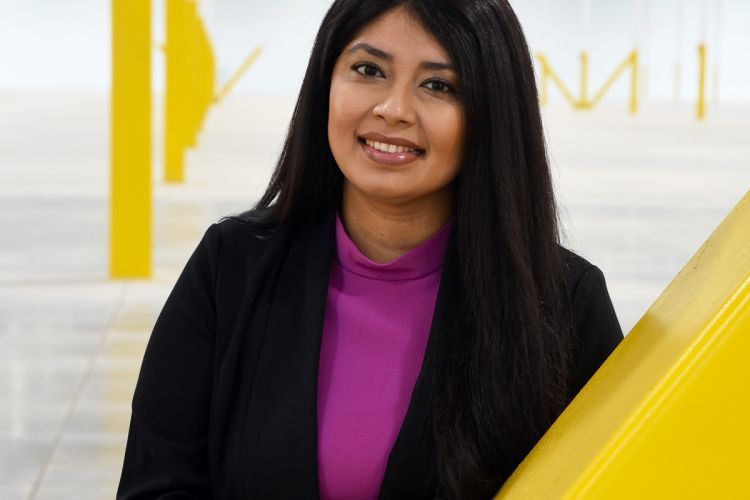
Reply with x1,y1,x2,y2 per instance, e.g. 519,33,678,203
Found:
117,0,622,498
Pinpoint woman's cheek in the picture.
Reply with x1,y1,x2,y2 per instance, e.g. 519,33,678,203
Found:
330,93,357,140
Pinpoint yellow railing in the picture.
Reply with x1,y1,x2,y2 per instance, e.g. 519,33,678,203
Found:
538,44,710,120
536,50,639,114
496,190,750,498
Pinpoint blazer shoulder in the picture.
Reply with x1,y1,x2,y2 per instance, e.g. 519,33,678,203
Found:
207,209,291,262
214,208,282,242
560,246,597,294
559,247,624,395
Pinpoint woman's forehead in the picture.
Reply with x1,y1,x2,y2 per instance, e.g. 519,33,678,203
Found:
344,7,452,65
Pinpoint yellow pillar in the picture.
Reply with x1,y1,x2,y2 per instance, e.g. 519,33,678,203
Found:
164,0,187,182
111,0,152,278
578,51,589,109
629,50,639,114
696,43,707,120
197,16,216,133
186,1,200,149
496,190,750,499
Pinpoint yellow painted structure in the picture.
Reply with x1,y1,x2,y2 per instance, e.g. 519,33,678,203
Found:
214,46,263,104
579,52,589,107
536,50,639,114
697,43,707,120
110,0,152,278
164,0,216,183
496,190,750,499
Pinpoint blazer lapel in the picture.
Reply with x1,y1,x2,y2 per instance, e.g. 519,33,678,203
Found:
379,230,461,499
242,211,335,498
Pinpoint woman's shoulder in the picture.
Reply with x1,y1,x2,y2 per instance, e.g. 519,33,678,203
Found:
559,246,624,393
213,207,283,241
559,247,619,331
200,208,290,256
560,247,597,288
200,207,334,272
181,208,293,285
559,247,612,304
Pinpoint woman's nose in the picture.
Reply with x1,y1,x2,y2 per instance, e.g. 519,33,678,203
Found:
372,84,416,126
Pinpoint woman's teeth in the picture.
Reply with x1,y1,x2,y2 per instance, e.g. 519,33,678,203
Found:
365,139,420,154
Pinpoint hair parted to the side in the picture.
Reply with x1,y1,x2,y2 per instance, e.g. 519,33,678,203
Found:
229,0,574,497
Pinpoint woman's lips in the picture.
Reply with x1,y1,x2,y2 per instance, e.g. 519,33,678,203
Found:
358,138,424,166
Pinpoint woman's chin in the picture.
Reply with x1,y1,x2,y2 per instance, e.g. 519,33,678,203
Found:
344,179,418,206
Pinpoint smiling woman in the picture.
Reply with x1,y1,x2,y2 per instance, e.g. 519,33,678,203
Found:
117,1,623,499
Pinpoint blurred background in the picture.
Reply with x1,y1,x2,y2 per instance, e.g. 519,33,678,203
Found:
0,0,748,498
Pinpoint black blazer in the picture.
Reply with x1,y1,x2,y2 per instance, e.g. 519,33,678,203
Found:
117,210,623,499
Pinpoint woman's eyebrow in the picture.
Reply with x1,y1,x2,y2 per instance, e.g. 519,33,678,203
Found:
348,42,456,72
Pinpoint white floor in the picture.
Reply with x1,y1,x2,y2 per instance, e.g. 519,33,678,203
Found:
0,90,748,499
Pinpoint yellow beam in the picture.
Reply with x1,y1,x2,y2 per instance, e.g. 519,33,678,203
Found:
214,46,262,104
539,68,549,107
164,0,216,182
696,43,707,120
497,190,750,498
186,2,199,149
194,13,215,141
578,51,589,109
589,51,632,109
164,0,187,182
536,51,638,114
534,54,579,109
587,50,639,113
629,50,638,114
110,0,152,278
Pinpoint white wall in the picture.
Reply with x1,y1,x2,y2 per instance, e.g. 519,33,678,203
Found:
0,0,113,91
0,0,748,103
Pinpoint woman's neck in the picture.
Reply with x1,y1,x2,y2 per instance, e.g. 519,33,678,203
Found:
340,182,454,264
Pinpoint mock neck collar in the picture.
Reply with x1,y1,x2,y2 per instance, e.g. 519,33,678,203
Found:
334,213,454,281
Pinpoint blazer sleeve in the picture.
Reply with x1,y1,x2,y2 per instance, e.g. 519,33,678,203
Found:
569,264,624,397
117,224,221,500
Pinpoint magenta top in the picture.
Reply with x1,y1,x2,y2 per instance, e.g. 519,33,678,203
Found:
316,214,453,500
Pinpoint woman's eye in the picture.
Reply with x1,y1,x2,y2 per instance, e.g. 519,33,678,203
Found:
424,79,454,93
353,63,383,78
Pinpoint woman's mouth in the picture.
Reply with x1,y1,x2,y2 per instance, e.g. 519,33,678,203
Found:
358,137,425,166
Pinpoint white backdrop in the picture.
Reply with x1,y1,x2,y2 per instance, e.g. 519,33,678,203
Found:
0,0,748,103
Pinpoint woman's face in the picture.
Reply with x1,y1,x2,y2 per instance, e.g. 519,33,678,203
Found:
328,7,464,207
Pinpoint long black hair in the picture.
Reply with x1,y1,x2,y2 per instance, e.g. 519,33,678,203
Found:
238,0,574,497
